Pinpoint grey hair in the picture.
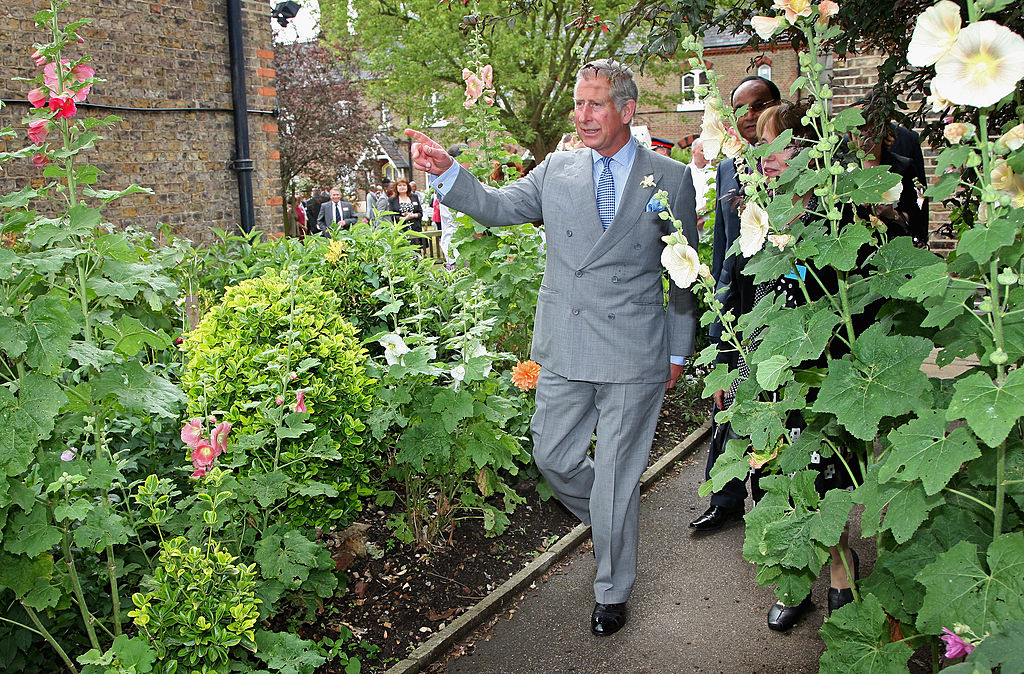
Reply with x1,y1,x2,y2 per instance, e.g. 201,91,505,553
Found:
576,59,638,112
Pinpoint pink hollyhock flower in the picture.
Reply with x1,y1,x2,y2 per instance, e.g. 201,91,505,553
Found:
31,49,48,66
295,390,307,413
464,74,484,108
191,441,216,470
60,448,77,461
49,96,76,119
70,64,94,102
940,627,975,659
485,96,495,105
290,373,298,380
191,467,207,479
32,154,49,167
481,64,493,87
27,87,47,108
181,417,204,447
28,119,49,145
210,420,232,456
43,60,94,102
276,396,284,405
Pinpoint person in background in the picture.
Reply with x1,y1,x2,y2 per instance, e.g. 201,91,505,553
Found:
304,188,323,231
365,184,381,218
688,137,714,232
315,187,355,235
410,180,429,230
293,196,307,238
651,137,674,157
387,178,423,230
437,143,471,270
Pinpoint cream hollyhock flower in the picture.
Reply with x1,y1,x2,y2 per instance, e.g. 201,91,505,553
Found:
991,159,1015,192
379,333,411,365
751,16,784,40
907,0,962,68
661,238,701,289
933,21,1024,108
739,201,770,257
927,81,953,113
698,263,712,281
943,122,975,144
767,233,792,251
998,123,1024,152
817,0,839,24
880,182,904,205
773,0,812,24
700,103,728,159
722,129,746,158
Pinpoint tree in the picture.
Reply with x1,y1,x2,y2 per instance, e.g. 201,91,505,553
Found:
320,0,647,163
275,38,376,232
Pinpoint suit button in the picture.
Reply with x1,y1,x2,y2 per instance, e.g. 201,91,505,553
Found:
611,276,619,283
575,270,583,278
608,313,615,320
634,243,642,250
567,230,573,237
571,308,580,316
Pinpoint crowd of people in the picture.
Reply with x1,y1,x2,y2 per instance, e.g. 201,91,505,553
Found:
405,58,928,638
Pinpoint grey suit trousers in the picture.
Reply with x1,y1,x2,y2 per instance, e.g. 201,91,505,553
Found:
532,368,666,604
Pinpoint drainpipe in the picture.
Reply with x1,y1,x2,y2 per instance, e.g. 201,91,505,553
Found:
226,0,256,234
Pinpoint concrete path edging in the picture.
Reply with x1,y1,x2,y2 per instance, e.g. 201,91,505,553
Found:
385,419,713,674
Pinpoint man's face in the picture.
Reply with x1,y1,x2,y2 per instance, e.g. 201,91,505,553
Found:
573,76,635,157
692,140,707,169
410,182,418,192
653,145,671,157
732,81,778,144
330,189,341,203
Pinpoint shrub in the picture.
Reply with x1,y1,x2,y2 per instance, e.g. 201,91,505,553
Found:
181,269,377,525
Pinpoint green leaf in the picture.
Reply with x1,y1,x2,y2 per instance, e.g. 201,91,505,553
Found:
815,222,873,271
91,360,185,418
854,464,944,543
706,437,753,494
727,381,805,452
0,374,67,477
255,529,321,589
836,165,902,204
701,362,740,398
813,325,933,440
934,144,973,173
4,507,61,556
915,534,1024,636
880,410,981,494
24,296,74,373
253,630,326,674
956,620,1024,673
946,369,1024,447
833,108,866,133
753,304,841,365
819,593,914,674
73,502,131,552
0,316,27,359
923,171,960,200
53,498,94,522
921,284,973,329
0,551,56,604
67,340,118,370
898,262,950,301
431,388,475,434
755,354,791,391
243,471,289,508
98,315,172,356
957,217,1020,265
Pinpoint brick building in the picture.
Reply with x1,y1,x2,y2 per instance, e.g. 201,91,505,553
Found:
0,0,281,243
634,27,802,151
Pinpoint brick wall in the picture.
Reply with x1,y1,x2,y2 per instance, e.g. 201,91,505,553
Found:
634,47,802,148
0,0,281,244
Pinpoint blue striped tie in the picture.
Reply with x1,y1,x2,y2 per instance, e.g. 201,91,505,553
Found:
597,156,614,230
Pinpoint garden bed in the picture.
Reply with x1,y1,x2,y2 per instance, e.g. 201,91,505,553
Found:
296,384,710,673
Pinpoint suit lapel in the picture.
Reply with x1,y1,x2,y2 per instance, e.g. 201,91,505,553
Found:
581,147,658,266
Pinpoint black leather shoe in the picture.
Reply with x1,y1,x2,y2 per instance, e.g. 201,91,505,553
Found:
767,596,812,632
689,504,744,532
591,602,627,636
828,550,860,616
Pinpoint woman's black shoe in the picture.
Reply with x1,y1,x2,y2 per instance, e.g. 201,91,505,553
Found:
767,596,812,632
827,550,860,616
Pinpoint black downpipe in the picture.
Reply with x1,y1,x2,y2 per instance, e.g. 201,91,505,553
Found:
226,0,256,235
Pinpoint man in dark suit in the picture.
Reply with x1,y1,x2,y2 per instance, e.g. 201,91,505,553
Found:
406,59,698,636
691,75,781,533
315,187,355,235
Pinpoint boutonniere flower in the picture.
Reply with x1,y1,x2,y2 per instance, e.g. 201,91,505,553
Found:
640,174,656,189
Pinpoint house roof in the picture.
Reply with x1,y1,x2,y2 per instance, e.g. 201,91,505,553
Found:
703,25,751,49
375,133,410,169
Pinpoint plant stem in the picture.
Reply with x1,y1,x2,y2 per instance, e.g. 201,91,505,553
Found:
944,487,996,513
993,441,1006,538
106,544,122,636
62,530,101,649
22,603,79,674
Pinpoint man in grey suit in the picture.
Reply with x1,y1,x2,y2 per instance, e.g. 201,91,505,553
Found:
406,59,698,636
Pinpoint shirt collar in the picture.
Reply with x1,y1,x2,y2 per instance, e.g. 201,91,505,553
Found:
591,136,637,168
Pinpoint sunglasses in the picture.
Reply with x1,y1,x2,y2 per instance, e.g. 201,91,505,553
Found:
736,99,779,114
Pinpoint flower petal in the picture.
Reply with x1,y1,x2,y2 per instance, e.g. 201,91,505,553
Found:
907,0,962,68
933,21,1024,108
739,201,770,257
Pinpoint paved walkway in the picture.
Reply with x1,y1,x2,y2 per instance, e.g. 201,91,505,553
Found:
439,446,871,673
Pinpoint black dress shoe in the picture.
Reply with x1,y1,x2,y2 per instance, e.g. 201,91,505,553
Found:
591,602,627,636
828,550,860,616
767,596,812,632
689,504,744,532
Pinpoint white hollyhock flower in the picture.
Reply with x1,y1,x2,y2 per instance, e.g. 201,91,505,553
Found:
739,201,770,257
722,130,745,159
767,233,792,251
927,81,953,113
943,122,975,144
700,104,727,160
698,263,712,280
997,123,1024,152
817,0,840,24
751,16,783,40
772,0,811,24
880,182,904,205
907,0,962,67
465,342,493,377
379,333,410,365
661,240,701,289
933,21,1024,108
991,159,1015,192
450,364,466,383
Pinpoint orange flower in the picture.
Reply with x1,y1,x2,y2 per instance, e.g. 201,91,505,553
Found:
511,360,541,391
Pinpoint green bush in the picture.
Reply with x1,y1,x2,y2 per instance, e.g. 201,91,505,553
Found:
181,269,377,525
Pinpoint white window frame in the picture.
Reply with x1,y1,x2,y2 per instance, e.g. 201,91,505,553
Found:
758,63,772,79
676,69,708,112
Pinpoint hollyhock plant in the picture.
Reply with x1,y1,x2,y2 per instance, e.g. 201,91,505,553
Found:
32,154,49,167
181,417,204,447
907,0,962,67
380,333,411,365
739,201,770,257
511,360,541,391
295,390,307,414
49,95,76,119
661,232,701,289
27,119,49,144
27,87,47,107
940,627,975,659
464,73,484,108
210,420,232,455
480,63,493,87
772,0,812,25
31,48,48,66
997,123,1024,152
751,15,784,41
943,121,975,143
817,0,839,24
932,21,1024,107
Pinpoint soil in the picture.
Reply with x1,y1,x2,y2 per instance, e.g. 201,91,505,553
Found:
298,385,710,673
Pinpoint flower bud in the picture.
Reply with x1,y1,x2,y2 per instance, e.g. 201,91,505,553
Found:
989,348,1008,365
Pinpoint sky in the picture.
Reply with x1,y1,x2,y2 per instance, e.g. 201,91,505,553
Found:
271,0,321,44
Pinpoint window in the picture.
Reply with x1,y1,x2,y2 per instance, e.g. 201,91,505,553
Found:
758,63,772,79
676,69,708,111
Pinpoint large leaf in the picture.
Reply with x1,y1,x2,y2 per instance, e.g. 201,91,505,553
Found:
880,410,981,494
855,464,944,544
813,325,932,440
753,304,841,365
946,369,1024,448
869,237,944,298
943,620,1024,674
835,165,903,203
24,296,74,374
253,630,326,674
957,215,1021,265
915,534,1024,636
819,593,914,674
815,221,874,271
0,374,67,477
4,507,61,557
98,315,172,357
91,361,185,419
431,388,476,434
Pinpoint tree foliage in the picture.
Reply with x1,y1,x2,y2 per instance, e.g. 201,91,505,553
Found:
320,0,646,162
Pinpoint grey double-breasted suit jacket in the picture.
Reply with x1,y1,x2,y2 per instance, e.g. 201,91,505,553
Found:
439,144,699,383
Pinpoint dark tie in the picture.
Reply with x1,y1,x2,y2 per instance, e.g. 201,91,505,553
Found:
334,203,341,223
597,157,614,230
